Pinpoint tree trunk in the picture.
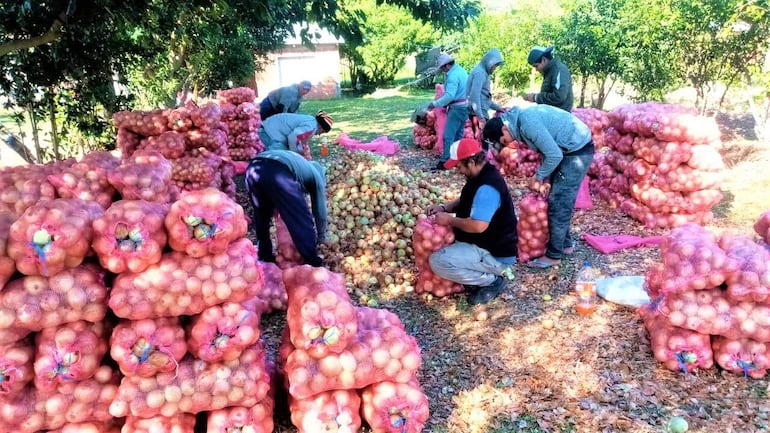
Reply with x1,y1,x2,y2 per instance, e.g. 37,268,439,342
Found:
48,90,60,161
28,105,43,163
579,75,588,108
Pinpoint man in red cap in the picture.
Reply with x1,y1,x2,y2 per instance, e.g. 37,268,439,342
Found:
426,138,519,304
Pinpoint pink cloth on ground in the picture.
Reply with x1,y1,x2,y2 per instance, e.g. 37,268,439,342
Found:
336,133,400,155
582,233,666,254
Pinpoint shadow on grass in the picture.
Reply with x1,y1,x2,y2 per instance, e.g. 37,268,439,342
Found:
711,189,735,219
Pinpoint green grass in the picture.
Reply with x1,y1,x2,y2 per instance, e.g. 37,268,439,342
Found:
301,88,434,146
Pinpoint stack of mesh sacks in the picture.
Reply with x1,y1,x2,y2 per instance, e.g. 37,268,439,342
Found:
0,197,118,432
105,188,275,432
411,84,474,155
588,102,724,228
279,265,429,433
216,87,265,161
113,99,236,197
640,222,770,378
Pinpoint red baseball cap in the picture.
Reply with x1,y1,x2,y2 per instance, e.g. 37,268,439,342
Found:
445,138,482,169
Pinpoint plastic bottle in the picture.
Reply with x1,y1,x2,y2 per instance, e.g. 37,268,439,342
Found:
320,137,329,157
575,260,597,315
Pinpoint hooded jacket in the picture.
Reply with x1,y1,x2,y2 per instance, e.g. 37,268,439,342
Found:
260,113,320,154
537,57,574,112
501,105,591,181
432,63,468,108
266,83,304,114
466,49,504,119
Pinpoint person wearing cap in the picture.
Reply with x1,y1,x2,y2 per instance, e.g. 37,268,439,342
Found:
425,138,518,304
523,46,574,112
259,81,313,120
245,149,328,267
482,104,593,269
258,110,333,156
466,48,506,138
427,52,469,170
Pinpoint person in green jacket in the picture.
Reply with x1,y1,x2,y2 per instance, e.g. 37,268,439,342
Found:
523,46,574,112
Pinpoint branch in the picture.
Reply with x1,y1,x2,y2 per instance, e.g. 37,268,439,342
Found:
0,10,71,57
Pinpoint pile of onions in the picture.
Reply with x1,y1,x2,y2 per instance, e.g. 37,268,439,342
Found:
165,187,248,258
46,151,120,209
573,108,610,148
91,200,169,274
107,150,179,204
220,104,263,161
641,308,714,373
109,317,187,378
289,389,361,433
108,238,263,319
0,365,118,433
122,413,196,433
719,234,770,303
711,336,769,379
8,198,103,276
284,265,358,358
0,263,108,332
0,165,57,219
187,302,261,362
360,380,430,433
207,400,275,433
412,217,463,298
109,346,269,418
0,337,34,396
34,320,108,393
754,210,770,244
517,193,549,263
0,211,15,288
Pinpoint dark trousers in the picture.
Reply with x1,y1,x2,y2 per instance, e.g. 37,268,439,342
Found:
546,143,594,259
245,158,322,266
259,99,277,121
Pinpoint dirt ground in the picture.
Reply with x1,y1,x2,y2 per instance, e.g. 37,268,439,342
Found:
244,112,770,433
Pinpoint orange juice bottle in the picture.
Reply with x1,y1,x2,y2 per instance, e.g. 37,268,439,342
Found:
575,260,597,315
320,137,329,157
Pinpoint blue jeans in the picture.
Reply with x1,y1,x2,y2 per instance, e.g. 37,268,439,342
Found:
429,242,515,287
441,105,468,162
546,150,594,259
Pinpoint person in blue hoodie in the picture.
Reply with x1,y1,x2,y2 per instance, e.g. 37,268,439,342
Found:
245,149,328,267
259,81,313,120
427,52,468,170
258,110,333,155
482,104,593,268
466,48,505,138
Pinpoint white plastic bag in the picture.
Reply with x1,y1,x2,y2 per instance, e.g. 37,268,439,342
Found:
596,276,650,307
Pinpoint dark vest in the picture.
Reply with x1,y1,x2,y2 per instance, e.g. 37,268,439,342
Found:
453,163,518,257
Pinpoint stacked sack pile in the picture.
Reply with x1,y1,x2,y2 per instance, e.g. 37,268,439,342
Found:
588,102,724,228
573,107,610,149
640,220,770,378
279,265,429,432
0,173,281,431
114,97,235,197
411,84,474,155
216,87,264,162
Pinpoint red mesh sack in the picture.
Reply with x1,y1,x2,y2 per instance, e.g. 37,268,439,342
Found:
517,193,549,263
640,308,713,373
412,217,462,297
109,345,269,418
207,401,275,433
0,365,119,433
46,419,123,433
289,389,362,433
217,87,257,105
659,223,738,293
165,187,248,258
285,265,357,358
108,150,178,204
110,317,186,378
113,109,170,136
92,200,169,274
712,336,769,379
34,321,108,393
0,336,34,397
244,261,288,314
46,153,119,209
754,210,770,244
190,102,222,130
109,238,263,319
0,166,57,219
186,302,261,362
0,263,108,332
360,380,430,433
0,326,31,345
718,234,770,303
357,306,405,331
0,211,15,288
275,213,304,269
412,124,436,150
122,413,196,433
8,198,102,276
137,130,186,160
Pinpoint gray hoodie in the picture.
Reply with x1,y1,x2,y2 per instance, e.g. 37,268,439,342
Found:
501,105,591,180
466,48,505,119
